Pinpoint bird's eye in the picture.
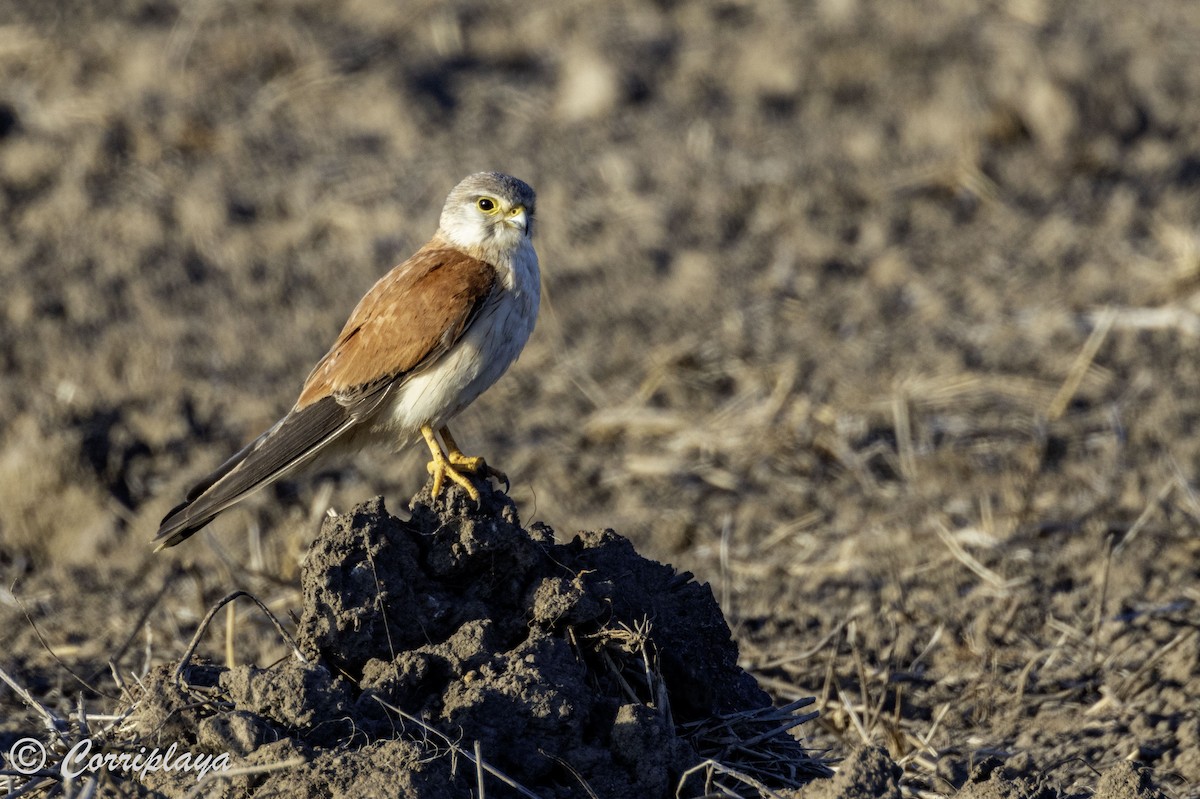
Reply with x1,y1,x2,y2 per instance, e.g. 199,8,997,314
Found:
476,197,497,213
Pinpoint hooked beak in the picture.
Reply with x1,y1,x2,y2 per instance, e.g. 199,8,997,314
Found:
504,205,528,233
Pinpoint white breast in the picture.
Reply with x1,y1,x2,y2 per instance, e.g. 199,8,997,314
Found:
374,239,540,442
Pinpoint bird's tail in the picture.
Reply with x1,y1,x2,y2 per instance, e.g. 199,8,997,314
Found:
153,390,385,549
154,433,274,550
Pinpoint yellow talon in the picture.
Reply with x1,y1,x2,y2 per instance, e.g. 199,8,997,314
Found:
448,451,485,471
441,427,508,485
425,457,481,501
420,425,507,501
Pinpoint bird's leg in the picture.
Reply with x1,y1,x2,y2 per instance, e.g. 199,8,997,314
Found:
439,426,509,490
438,427,483,471
421,424,480,501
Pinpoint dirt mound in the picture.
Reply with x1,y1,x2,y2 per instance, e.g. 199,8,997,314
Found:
125,483,829,797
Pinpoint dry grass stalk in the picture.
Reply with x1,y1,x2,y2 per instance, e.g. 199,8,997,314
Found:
0,665,139,798
934,522,1025,595
1099,306,1200,336
174,590,306,688
676,758,790,799
1046,306,1115,422
181,757,308,799
372,698,543,799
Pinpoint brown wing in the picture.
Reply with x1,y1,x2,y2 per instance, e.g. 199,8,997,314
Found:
297,242,498,408
153,241,497,549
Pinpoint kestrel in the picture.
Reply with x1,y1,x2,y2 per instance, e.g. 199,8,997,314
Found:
154,172,539,549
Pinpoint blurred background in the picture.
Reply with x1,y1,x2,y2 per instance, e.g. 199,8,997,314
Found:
2,0,1200,793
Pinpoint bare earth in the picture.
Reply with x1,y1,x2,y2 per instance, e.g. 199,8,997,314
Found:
2,0,1199,797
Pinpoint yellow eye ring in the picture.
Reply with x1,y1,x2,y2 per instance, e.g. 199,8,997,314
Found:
476,197,498,213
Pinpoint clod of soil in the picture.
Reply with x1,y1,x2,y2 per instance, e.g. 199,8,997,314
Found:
127,483,830,798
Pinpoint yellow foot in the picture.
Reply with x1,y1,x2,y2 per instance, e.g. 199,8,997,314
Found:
420,424,509,501
426,455,482,501
439,425,508,492
447,450,508,487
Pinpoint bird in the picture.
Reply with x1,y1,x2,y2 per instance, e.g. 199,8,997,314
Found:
154,171,540,550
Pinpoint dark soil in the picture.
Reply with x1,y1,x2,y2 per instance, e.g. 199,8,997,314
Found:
2,0,1200,797
120,484,825,798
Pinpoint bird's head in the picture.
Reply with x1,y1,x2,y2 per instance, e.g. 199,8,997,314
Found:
438,172,537,258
